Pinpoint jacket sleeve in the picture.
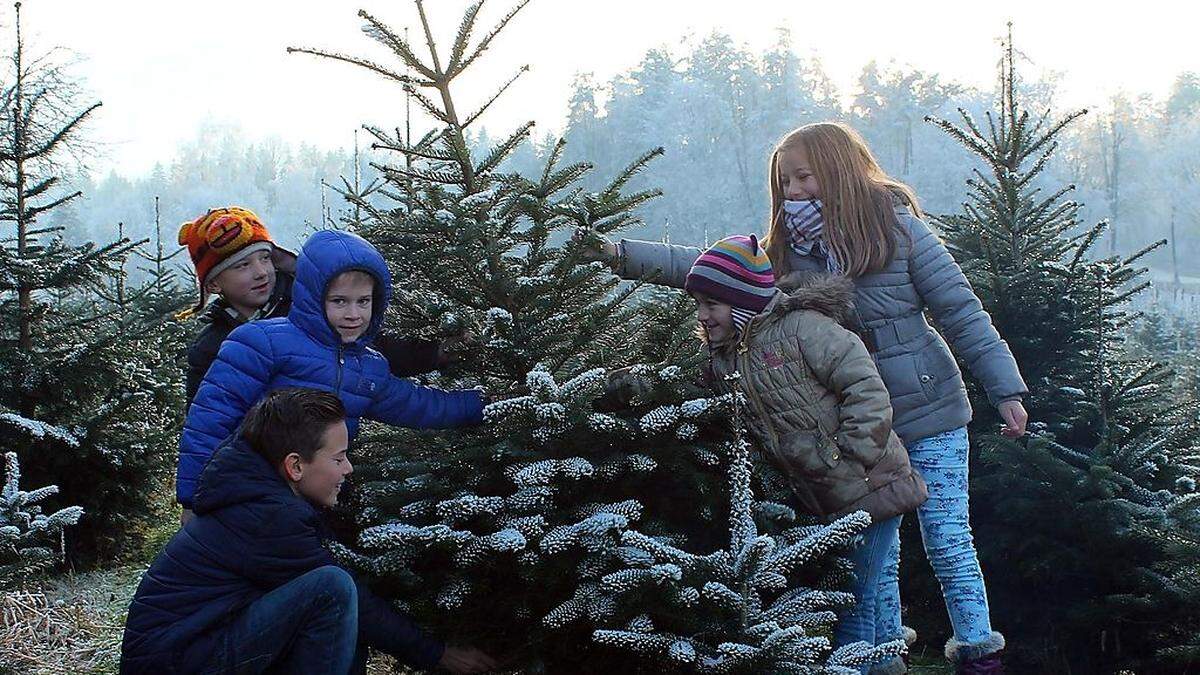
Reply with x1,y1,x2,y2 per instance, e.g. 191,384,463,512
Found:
177,323,275,508
800,315,895,461
616,239,703,288
185,347,209,410
357,581,446,669
366,375,485,429
244,506,446,670
905,216,1028,405
184,333,222,409
373,333,442,378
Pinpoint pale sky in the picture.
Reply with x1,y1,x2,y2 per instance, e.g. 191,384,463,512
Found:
14,0,1199,176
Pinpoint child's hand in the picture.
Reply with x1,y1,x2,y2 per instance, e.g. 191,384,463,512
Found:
571,227,618,264
437,330,479,367
439,645,498,673
998,400,1028,438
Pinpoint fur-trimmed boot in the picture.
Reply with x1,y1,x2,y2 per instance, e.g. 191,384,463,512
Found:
945,632,1005,675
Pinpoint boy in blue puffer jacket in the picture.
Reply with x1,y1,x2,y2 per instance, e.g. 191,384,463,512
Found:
123,388,496,674
177,229,486,510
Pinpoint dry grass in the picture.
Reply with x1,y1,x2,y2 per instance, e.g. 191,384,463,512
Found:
0,565,413,675
0,566,144,674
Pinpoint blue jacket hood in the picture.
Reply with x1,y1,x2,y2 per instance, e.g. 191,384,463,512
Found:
191,438,295,515
289,229,393,349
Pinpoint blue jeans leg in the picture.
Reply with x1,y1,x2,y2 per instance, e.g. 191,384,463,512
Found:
873,520,904,644
908,427,993,645
203,565,359,675
834,515,902,673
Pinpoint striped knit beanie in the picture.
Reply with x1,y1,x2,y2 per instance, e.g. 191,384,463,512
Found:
684,234,777,333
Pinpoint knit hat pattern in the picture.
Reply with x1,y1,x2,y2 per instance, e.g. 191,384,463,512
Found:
683,234,776,314
177,206,276,315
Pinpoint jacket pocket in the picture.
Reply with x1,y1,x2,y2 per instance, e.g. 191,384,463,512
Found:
776,429,841,477
876,352,925,399
915,338,960,400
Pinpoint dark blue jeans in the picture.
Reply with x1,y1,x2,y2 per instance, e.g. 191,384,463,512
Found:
833,514,903,675
201,565,359,675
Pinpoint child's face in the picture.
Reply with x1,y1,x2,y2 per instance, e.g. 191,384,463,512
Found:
207,249,276,316
693,292,735,344
777,147,822,201
324,272,375,343
292,421,353,508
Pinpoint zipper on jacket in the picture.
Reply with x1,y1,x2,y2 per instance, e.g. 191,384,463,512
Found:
734,318,780,452
334,345,345,393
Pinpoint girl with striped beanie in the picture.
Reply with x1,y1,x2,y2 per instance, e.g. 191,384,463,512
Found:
684,234,928,674
682,234,778,345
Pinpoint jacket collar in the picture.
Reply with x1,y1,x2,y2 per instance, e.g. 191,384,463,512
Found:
718,274,857,356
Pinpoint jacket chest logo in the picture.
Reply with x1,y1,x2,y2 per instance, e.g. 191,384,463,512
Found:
762,350,785,369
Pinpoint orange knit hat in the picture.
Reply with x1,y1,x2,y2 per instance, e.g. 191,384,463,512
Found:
178,206,276,316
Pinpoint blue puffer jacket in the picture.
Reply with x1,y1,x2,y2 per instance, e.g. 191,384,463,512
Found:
121,438,445,674
177,229,484,507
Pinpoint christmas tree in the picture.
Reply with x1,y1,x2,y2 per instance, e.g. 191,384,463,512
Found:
0,4,184,563
926,26,1200,672
0,450,82,588
292,2,904,671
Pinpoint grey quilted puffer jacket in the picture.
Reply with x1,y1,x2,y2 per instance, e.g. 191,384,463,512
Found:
616,206,1027,444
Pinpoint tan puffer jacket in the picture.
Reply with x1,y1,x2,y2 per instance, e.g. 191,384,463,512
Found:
709,276,928,523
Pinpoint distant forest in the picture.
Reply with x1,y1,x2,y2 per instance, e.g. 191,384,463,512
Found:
53,31,1200,289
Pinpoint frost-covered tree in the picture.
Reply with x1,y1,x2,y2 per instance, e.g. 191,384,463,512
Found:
0,451,82,588
926,29,1200,672
291,2,897,671
595,414,904,673
0,3,179,562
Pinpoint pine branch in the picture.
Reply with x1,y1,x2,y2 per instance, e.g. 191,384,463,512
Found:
475,121,535,176
451,0,532,77
21,102,101,161
356,9,437,80
463,65,530,129
371,161,463,186
446,0,485,75
285,47,420,87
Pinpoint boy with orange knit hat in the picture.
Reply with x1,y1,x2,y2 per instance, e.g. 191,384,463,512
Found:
178,207,461,525
179,207,455,407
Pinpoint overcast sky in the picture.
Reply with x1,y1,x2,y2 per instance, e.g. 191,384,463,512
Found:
12,0,1198,176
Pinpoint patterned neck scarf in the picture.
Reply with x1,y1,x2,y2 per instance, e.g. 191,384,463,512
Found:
780,198,843,275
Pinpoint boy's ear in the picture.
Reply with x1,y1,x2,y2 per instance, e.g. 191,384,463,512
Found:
282,452,305,482
204,277,222,294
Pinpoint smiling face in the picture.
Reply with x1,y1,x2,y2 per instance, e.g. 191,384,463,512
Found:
284,420,352,508
776,146,822,201
206,248,276,318
692,291,735,344
324,270,375,343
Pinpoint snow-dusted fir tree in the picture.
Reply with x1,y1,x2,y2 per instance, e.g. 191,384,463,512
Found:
927,27,1200,672
293,3,895,671
0,451,82,588
0,4,181,562
594,406,905,673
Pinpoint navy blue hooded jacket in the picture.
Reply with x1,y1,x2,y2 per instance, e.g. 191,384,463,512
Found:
177,230,484,507
121,439,444,673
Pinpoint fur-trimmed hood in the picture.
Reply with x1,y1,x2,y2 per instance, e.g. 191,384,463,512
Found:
709,272,858,356
768,271,857,328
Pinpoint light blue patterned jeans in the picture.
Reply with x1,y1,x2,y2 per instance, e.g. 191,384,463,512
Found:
874,426,994,646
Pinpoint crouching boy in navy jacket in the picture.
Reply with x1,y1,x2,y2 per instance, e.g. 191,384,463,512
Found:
121,388,496,674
